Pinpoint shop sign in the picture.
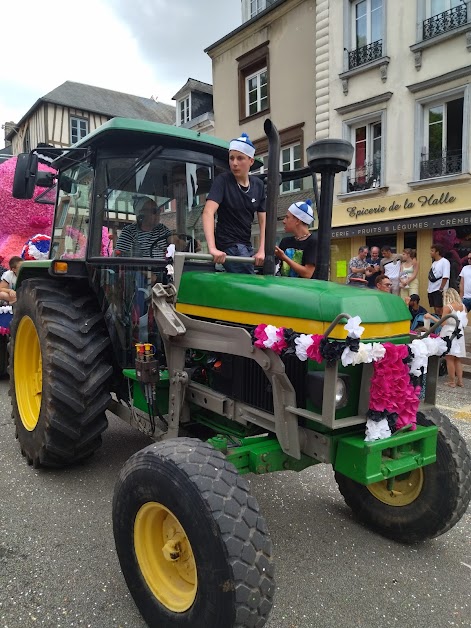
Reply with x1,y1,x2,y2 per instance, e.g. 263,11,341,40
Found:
331,211,471,239
332,183,471,228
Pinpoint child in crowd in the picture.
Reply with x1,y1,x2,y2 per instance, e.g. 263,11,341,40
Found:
0,256,23,304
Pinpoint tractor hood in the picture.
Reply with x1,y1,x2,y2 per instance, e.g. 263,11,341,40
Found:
176,273,411,340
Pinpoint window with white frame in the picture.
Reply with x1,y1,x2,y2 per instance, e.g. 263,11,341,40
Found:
419,94,464,180
423,0,467,40
347,0,383,69
426,0,462,17
70,117,88,145
281,144,302,193
252,154,269,175
178,96,190,126
345,116,383,192
246,68,268,117
243,0,276,20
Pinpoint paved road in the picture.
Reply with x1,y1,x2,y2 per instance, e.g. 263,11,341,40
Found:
0,377,470,628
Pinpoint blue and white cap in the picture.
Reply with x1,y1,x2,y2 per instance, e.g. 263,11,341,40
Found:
229,132,255,158
288,199,314,225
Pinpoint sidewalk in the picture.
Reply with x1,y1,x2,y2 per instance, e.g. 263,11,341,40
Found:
463,325,471,380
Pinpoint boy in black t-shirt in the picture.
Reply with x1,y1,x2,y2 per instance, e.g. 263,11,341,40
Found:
202,133,266,273
275,200,316,279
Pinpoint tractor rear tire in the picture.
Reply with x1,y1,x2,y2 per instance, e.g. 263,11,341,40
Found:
334,408,471,543
113,438,275,628
10,278,113,467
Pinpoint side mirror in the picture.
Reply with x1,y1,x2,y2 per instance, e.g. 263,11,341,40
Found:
12,153,39,199
35,172,55,188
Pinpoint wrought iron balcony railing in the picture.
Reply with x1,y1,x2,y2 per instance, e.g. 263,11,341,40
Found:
423,4,468,40
347,162,381,192
348,40,383,70
420,149,463,180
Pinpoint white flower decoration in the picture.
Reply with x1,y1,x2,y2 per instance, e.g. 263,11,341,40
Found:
370,342,386,361
341,346,355,367
344,316,365,339
354,342,373,365
365,418,391,442
409,339,429,376
166,243,176,259
294,334,313,361
422,336,447,357
263,325,280,349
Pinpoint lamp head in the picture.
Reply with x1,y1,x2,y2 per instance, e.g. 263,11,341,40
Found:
307,139,354,174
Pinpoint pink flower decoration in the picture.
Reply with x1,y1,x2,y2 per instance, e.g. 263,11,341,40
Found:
306,334,323,363
0,157,54,263
369,342,418,429
271,327,287,354
254,324,268,348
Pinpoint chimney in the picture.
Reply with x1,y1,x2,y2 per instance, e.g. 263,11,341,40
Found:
2,122,17,147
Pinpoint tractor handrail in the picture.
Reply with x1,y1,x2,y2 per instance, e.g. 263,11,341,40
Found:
415,312,460,339
323,313,352,338
174,252,255,264
172,252,255,291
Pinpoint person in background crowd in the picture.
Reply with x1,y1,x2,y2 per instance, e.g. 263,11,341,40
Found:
346,246,369,286
380,245,401,295
375,274,392,293
275,200,316,279
427,243,450,316
365,246,381,288
0,256,23,304
405,294,427,330
459,251,471,312
202,132,266,273
434,288,468,388
399,248,419,300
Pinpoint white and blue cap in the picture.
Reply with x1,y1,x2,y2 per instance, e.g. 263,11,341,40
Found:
229,132,255,159
288,199,314,225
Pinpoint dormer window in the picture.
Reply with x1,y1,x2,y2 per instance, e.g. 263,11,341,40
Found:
178,96,191,126
242,0,277,22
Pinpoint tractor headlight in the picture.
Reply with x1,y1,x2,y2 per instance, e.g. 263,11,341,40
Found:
335,378,348,409
306,371,350,410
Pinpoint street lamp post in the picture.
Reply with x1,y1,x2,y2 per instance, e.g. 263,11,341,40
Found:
306,139,354,281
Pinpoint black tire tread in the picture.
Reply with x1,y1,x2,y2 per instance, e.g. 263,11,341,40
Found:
419,407,471,536
10,278,112,467
115,438,275,628
335,408,471,543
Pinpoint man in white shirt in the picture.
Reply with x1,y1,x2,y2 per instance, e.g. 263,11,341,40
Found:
427,244,450,316
380,245,401,295
459,252,471,312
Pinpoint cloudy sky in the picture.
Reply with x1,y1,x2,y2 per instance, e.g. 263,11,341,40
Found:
0,0,240,146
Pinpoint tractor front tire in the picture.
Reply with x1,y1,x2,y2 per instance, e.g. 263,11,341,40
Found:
10,278,113,467
113,438,275,628
334,408,471,543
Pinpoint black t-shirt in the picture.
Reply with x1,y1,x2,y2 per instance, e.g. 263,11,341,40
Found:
207,171,266,250
366,256,382,288
409,304,427,318
279,234,317,278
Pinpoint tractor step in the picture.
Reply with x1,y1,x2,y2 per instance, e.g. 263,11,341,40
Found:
334,424,438,485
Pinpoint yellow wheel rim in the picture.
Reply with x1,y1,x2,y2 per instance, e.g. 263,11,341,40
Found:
367,469,424,506
14,316,42,431
134,502,197,612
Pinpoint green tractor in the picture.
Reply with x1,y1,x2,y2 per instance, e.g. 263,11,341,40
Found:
11,118,471,628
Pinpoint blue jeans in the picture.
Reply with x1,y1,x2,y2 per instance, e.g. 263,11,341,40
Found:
463,297,471,312
223,244,255,274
